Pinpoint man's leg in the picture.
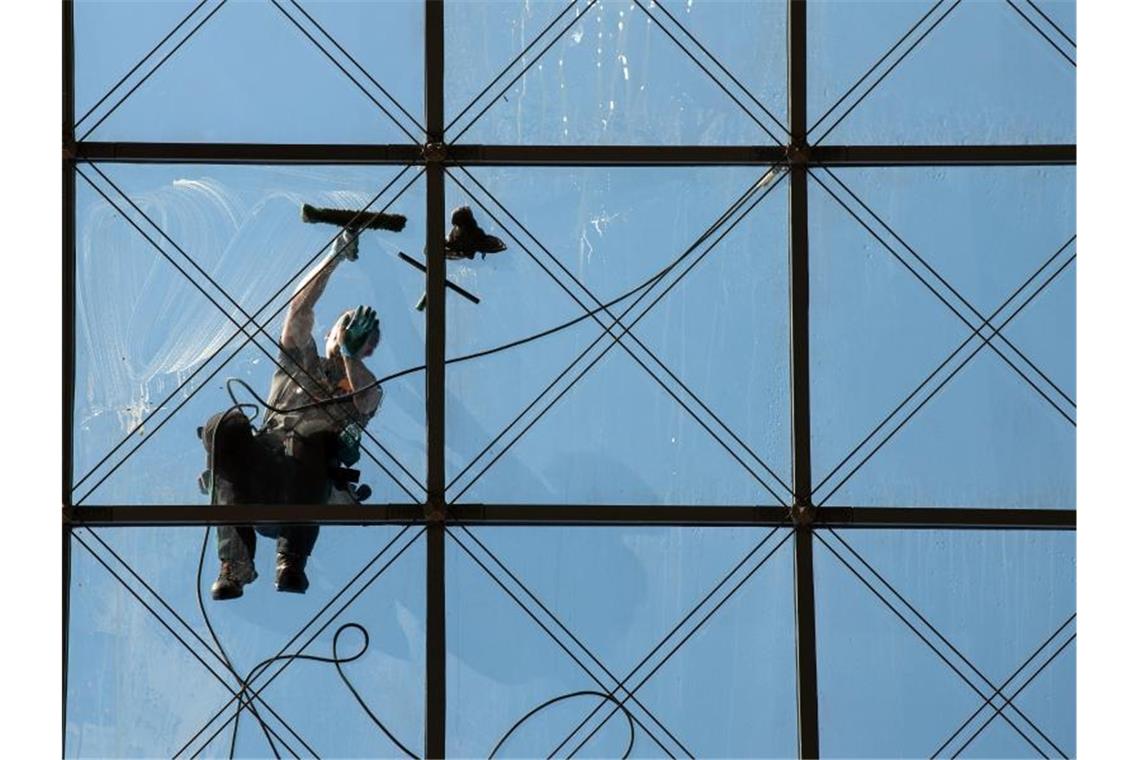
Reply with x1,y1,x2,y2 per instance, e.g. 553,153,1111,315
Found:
273,526,318,594
211,526,258,601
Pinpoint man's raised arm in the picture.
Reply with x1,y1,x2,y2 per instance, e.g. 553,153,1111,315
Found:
281,231,359,347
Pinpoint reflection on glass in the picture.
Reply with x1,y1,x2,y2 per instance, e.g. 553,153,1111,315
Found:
815,529,1075,759
446,526,796,758
66,526,425,758
441,166,790,505
445,0,787,145
74,0,424,143
808,0,1075,145
73,164,426,506
809,167,1075,509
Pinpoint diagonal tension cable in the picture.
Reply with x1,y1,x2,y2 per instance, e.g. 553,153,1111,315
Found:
951,634,1075,760
72,166,425,505
71,531,309,758
813,0,963,146
445,528,686,760
176,525,424,758
454,525,696,757
933,613,1076,758
454,166,794,498
642,0,793,138
811,235,1074,498
446,170,790,505
286,0,426,135
78,163,426,497
814,532,1053,759
629,0,788,146
1025,0,1075,48
448,0,601,145
826,529,1068,758
816,252,1075,507
820,166,1075,410
558,528,795,759
1004,0,1076,67
268,0,421,144
810,169,1075,428
445,0,582,135
74,0,211,129
78,0,229,142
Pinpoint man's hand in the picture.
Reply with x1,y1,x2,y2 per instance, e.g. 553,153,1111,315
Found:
339,305,378,358
333,229,360,262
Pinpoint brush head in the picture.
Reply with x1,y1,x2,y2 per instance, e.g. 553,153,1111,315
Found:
301,203,407,232
444,205,507,259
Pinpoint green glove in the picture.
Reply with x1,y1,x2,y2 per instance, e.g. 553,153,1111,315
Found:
339,305,378,357
337,423,362,466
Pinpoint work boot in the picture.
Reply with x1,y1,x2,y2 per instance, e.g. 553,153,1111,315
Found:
275,552,310,594
211,560,257,601
443,206,507,259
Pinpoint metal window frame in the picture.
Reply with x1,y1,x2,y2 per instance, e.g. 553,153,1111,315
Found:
61,1,1076,757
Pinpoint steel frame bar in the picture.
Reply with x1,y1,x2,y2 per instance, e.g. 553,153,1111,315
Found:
787,2,820,757
62,1,76,753
423,2,446,757
64,504,1075,529
71,141,1075,166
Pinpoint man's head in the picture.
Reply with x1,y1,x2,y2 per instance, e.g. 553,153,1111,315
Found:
326,307,381,359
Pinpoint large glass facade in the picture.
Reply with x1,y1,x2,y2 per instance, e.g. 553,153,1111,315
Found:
63,1,1076,757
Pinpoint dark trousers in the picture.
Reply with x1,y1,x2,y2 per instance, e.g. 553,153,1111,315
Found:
216,524,319,562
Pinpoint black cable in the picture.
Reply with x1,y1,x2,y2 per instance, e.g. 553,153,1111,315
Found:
816,252,1075,507
560,529,795,759
78,0,229,142
932,613,1075,759
69,531,304,758
177,525,424,758
631,0,784,146
445,0,581,135
74,0,211,129
811,235,1074,498
456,165,795,498
813,532,1051,760
454,525,693,758
813,0,962,146
809,169,1076,428
286,0,426,135
448,171,790,505
268,0,421,144
449,0,601,145
445,528,682,759
490,691,635,759
807,0,947,138
72,166,425,505
820,166,1076,410
1004,0,1076,67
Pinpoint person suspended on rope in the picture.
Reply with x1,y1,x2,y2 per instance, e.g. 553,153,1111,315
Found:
201,229,384,600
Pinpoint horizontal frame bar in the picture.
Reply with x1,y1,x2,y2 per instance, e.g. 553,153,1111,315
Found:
71,142,1075,166
65,504,1075,529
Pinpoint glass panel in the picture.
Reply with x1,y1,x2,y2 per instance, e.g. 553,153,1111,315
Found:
73,164,426,505
445,0,787,145
809,167,1075,508
815,529,1075,759
74,0,424,143
446,526,796,757
808,0,1076,145
66,525,425,758
443,166,790,505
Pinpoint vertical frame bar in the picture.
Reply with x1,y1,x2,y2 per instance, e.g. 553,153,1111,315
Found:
788,1,820,757
62,0,76,752
423,1,446,758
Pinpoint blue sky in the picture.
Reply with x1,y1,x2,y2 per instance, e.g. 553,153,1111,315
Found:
68,1,1075,757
